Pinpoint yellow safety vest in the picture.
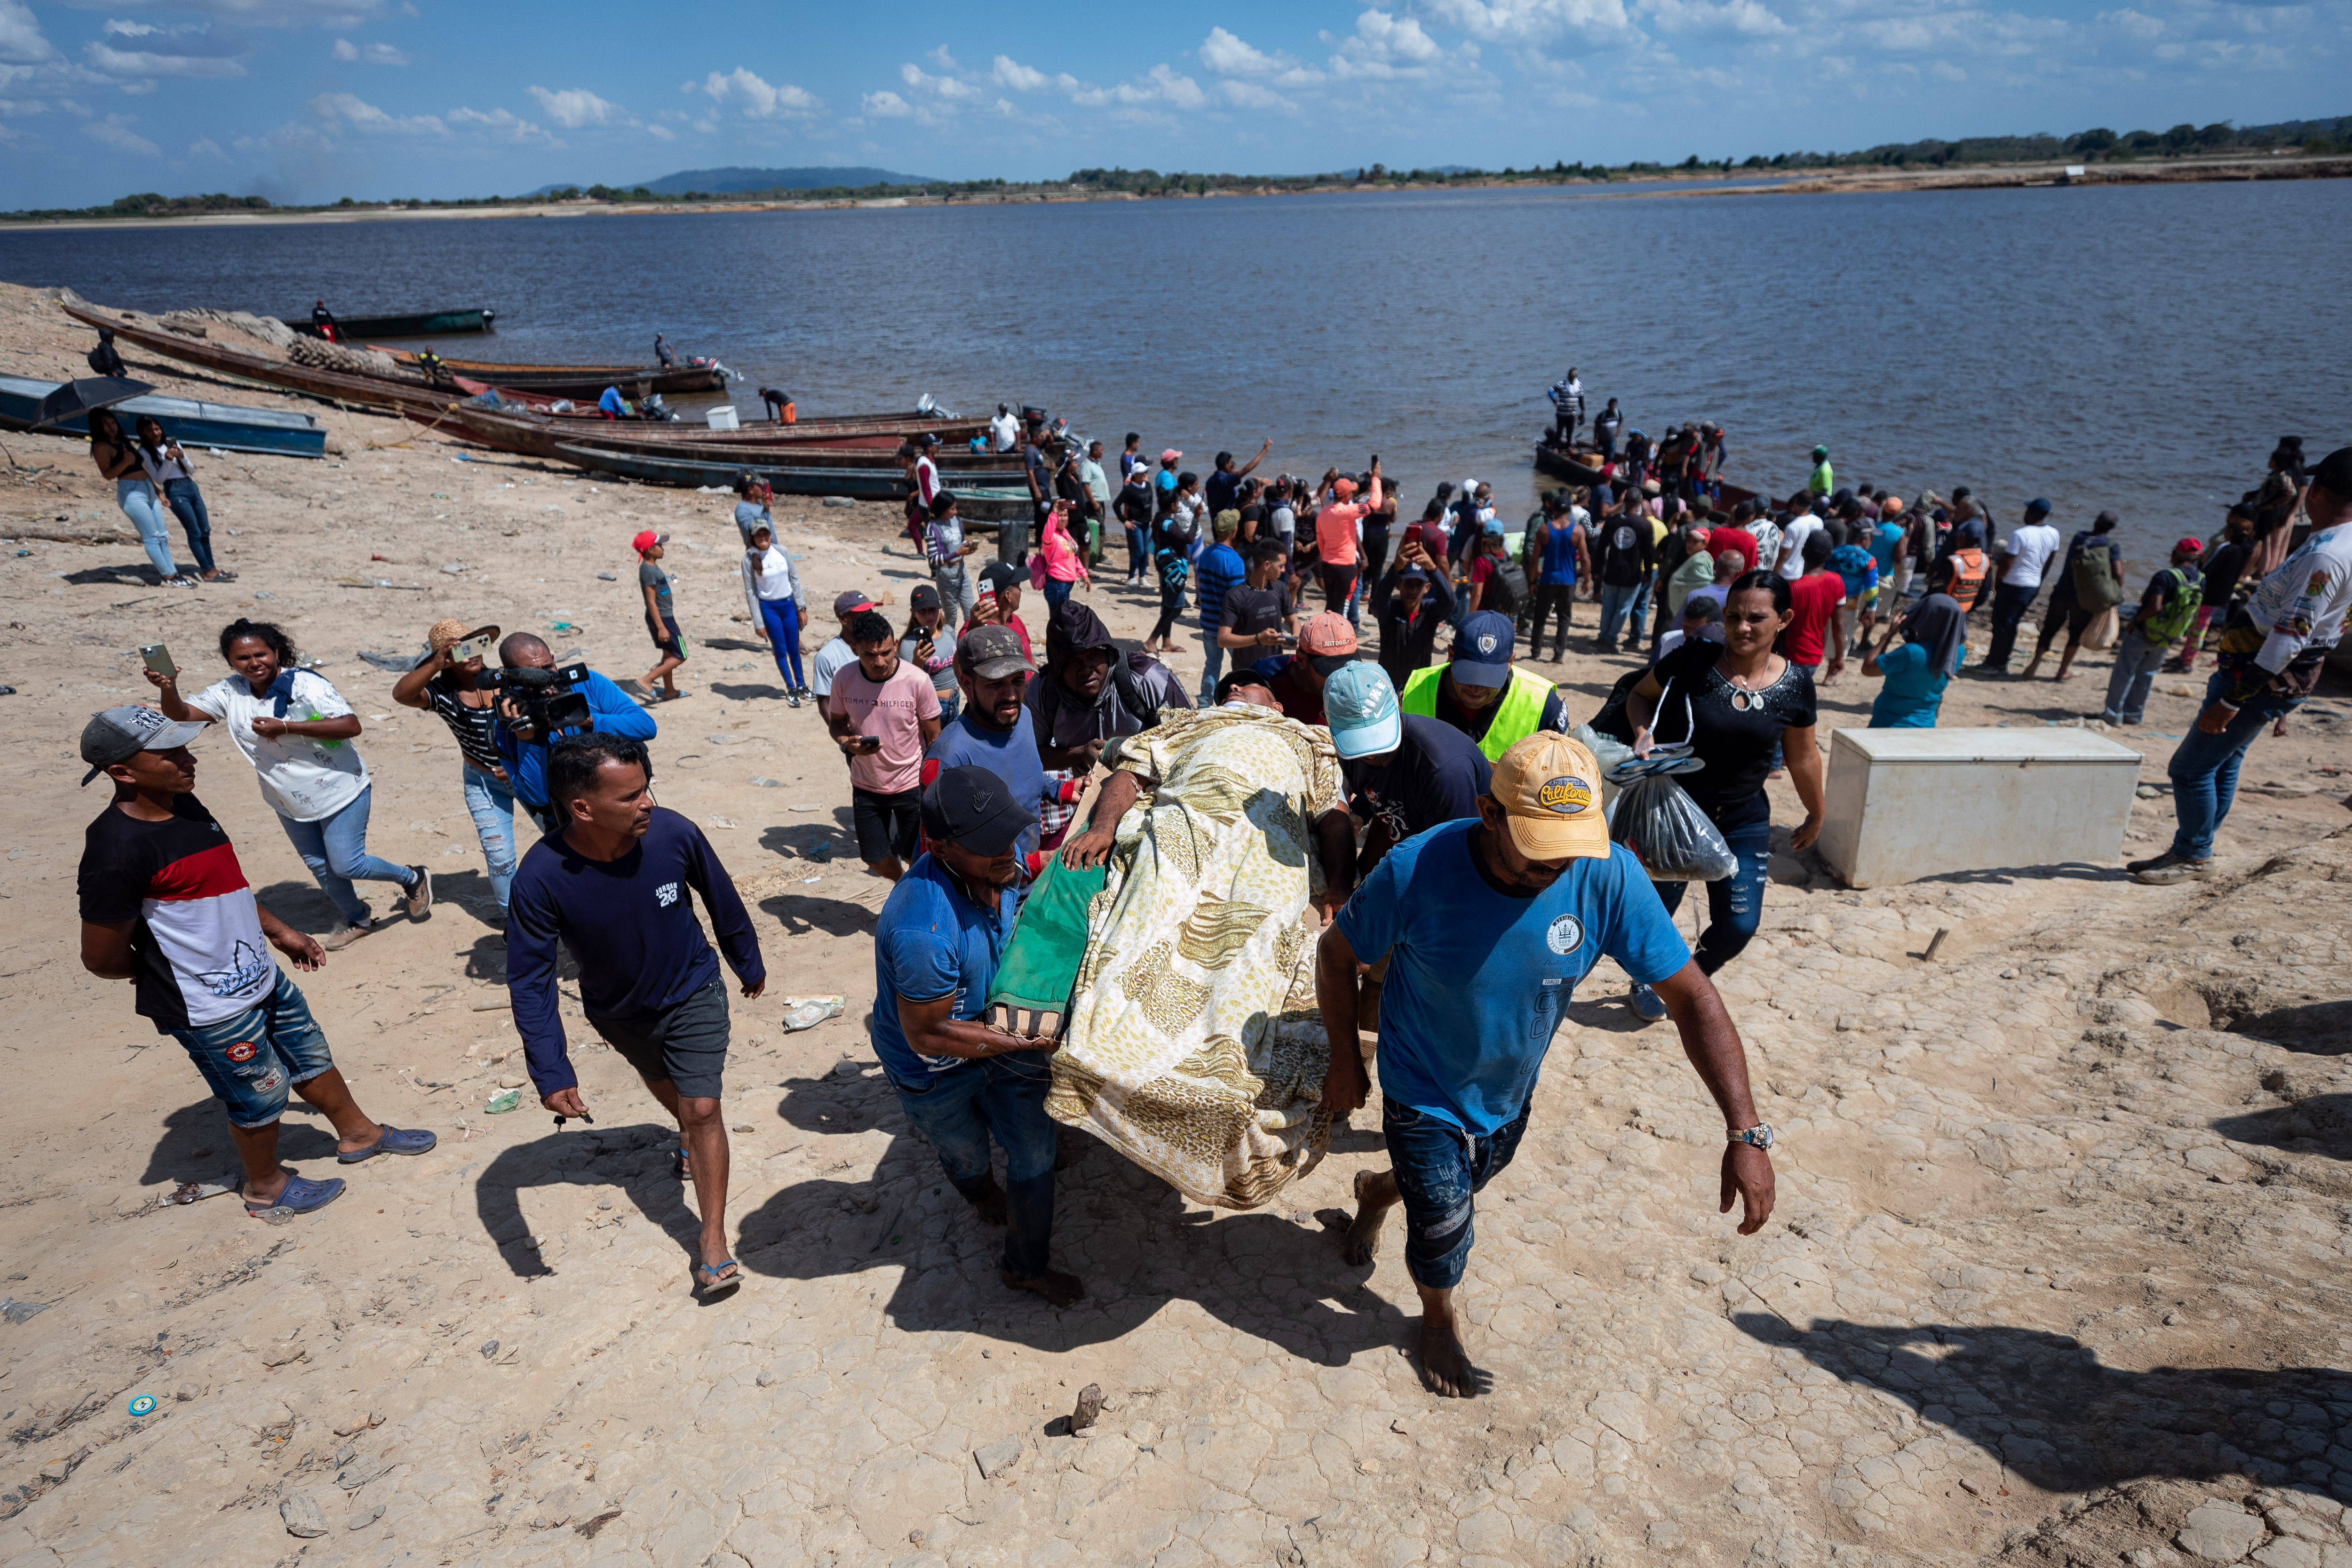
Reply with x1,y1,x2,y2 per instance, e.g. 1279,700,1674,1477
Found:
1400,664,1554,763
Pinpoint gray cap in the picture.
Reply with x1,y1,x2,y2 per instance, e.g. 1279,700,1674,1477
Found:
959,623,1034,679
80,705,206,785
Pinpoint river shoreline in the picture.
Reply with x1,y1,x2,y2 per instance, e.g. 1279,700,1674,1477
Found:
4,151,2347,233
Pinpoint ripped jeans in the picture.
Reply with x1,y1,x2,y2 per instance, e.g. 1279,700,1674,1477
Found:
1385,1098,1533,1290
1651,811,1772,975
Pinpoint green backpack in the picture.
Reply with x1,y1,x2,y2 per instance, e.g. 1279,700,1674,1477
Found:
2070,540,2124,609
2140,565,2204,646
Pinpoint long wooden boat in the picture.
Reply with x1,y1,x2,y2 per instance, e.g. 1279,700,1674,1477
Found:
1532,440,1757,512
447,378,991,444
435,403,990,463
289,307,494,339
0,373,326,459
553,442,1025,499
382,350,726,397
61,299,458,419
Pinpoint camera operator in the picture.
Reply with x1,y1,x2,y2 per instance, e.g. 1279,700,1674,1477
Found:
490,633,658,835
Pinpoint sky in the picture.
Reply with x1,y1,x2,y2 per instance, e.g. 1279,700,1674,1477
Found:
0,0,2344,209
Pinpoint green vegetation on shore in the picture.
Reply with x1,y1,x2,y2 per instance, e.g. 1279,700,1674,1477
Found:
7,112,2347,223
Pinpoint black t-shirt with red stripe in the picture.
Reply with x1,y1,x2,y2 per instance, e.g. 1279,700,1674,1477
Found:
79,793,276,1032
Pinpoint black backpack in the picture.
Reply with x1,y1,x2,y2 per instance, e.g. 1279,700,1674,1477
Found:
1484,558,1528,616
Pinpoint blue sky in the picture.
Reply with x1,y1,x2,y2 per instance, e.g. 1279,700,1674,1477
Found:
0,0,2343,207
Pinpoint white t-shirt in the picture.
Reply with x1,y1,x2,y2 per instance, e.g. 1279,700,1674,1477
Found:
1777,517,1821,580
988,413,1017,453
2002,523,2062,587
191,669,369,822
1747,519,1783,575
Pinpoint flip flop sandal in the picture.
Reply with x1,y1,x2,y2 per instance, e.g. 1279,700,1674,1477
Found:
337,1125,437,1164
670,1146,691,1181
691,1259,741,1298
245,1174,345,1218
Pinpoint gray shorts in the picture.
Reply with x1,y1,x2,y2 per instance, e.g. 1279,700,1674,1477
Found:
588,977,730,1099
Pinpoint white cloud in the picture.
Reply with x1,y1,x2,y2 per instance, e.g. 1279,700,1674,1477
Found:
331,35,354,58
1219,79,1295,110
309,88,442,134
1328,8,1465,78
62,0,393,24
527,84,623,128
1198,25,1323,87
81,109,156,153
445,104,548,142
694,65,819,119
187,134,222,155
899,60,982,102
86,40,246,78
2098,7,2167,37
362,40,404,63
991,53,1078,92
1418,0,1635,43
1070,63,1208,111
0,0,57,65
646,121,673,140
1642,0,1789,35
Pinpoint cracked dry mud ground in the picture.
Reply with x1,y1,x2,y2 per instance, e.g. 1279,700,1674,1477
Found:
5,278,2352,1567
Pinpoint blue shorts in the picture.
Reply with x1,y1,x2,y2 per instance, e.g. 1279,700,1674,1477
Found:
169,968,335,1129
1386,1097,1533,1290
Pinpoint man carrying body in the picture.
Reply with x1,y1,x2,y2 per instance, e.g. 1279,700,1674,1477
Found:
1326,663,1491,877
826,610,944,883
871,767,1079,1305
509,734,764,1297
78,706,434,1219
1979,498,2061,673
923,625,1062,881
1250,611,1358,730
1321,732,1776,1396
1402,611,1570,763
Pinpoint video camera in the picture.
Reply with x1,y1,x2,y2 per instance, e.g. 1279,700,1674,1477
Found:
479,661,592,736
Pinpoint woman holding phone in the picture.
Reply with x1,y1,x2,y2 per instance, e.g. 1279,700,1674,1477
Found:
150,618,429,947
88,407,192,587
135,414,233,582
392,620,517,922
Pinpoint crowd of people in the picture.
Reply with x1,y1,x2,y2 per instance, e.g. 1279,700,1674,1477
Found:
69,392,2352,1393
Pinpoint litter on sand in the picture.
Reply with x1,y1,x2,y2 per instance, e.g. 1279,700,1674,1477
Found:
168,1171,241,1205
781,996,845,1032
484,1089,521,1114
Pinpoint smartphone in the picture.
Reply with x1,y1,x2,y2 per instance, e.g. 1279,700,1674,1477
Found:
449,635,492,663
858,735,883,753
140,643,176,680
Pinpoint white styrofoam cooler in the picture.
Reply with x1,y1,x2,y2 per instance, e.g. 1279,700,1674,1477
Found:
1816,726,2144,888
706,406,741,431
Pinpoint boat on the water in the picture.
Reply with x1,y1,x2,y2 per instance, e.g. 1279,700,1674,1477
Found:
0,373,326,459
1532,439,1756,512
289,308,494,339
60,299,459,418
553,442,1026,500
383,350,727,398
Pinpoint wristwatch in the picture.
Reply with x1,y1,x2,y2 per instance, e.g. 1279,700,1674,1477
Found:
1729,1123,1776,1151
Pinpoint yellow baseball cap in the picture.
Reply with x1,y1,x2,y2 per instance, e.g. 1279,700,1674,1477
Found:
1490,732,1611,861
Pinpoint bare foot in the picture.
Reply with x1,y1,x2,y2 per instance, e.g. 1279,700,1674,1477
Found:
1343,1168,1395,1266
1001,1267,1085,1307
1418,1316,1481,1398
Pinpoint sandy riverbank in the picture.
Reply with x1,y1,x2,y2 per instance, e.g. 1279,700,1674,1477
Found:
5,277,2352,1567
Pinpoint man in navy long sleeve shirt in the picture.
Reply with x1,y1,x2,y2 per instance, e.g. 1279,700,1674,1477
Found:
506,733,763,1297
492,634,659,832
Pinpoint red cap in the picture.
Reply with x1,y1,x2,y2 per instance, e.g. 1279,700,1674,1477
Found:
632,530,667,553
2174,536,2204,554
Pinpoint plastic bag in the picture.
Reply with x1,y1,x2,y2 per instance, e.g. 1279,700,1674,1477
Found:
1568,722,1636,810
1607,773,1737,883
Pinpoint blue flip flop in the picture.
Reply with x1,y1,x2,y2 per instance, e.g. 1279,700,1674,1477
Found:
692,1259,742,1298
246,1174,345,1217
338,1125,437,1164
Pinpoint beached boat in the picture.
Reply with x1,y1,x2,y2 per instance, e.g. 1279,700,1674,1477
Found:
446,378,992,442
384,350,726,398
289,307,494,339
60,299,460,418
435,404,992,463
553,442,1026,500
0,373,326,459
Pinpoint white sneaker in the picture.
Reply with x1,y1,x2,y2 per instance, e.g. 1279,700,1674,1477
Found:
322,917,374,950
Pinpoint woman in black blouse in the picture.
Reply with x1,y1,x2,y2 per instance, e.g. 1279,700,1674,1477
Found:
391,620,516,924
1621,571,1826,1016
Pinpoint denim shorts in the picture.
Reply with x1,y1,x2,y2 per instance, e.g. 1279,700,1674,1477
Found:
169,968,336,1129
589,977,730,1099
1385,1097,1533,1290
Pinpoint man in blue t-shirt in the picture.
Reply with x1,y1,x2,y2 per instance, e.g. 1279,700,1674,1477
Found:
870,767,1078,1305
922,625,1057,879
507,734,765,1298
1319,731,1778,1399
1192,510,1249,706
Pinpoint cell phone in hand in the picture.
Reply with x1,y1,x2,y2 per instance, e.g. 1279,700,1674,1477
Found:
449,635,492,663
140,643,176,680
858,734,882,753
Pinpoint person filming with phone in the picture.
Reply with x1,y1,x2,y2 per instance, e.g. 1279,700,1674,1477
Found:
392,621,522,925
487,633,658,837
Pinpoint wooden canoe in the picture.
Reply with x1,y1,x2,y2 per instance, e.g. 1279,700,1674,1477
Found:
553,442,1027,499
62,299,459,419
433,403,992,463
290,308,494,339
0,373,326,459
383,350,726,397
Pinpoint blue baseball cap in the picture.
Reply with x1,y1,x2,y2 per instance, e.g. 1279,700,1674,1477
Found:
2025,497,2052,517
1324,662,1401,760
1450,612,1516,688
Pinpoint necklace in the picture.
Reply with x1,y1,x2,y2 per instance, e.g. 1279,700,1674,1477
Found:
1721,659,1775,712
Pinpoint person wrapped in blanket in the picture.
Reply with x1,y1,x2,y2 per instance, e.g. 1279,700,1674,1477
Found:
1041,677,1358,1210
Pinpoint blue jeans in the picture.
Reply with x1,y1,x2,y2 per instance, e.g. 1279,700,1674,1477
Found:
932,563,976,632
276,785,415,925
1652,812,1772,974
1197,622,1227,705
1386,1098,1533,1290
1597,583,1639,649
1124,524,1148,580
2165,673,2304,860
117,478,181,581
1627,574,1653,647
1041,578,1074,612
757,597,807,690
890,1052,1058,1279
2101,629,2168,724
461,762,517,912
169,968,335,1129
161,478,216,574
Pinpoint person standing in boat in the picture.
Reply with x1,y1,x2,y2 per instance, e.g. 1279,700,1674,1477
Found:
654,334,677,369
1549,368,1586,447
310,300,338,342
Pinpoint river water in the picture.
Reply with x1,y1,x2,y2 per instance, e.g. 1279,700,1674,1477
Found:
4,179,2345,560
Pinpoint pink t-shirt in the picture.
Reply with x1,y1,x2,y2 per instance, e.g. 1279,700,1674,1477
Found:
827,660,941,794
1314,477,1384,567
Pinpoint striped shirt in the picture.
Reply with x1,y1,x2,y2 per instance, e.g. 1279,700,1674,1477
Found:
423,676,505,772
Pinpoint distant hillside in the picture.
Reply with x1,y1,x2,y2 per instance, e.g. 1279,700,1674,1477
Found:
641,166,940,195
